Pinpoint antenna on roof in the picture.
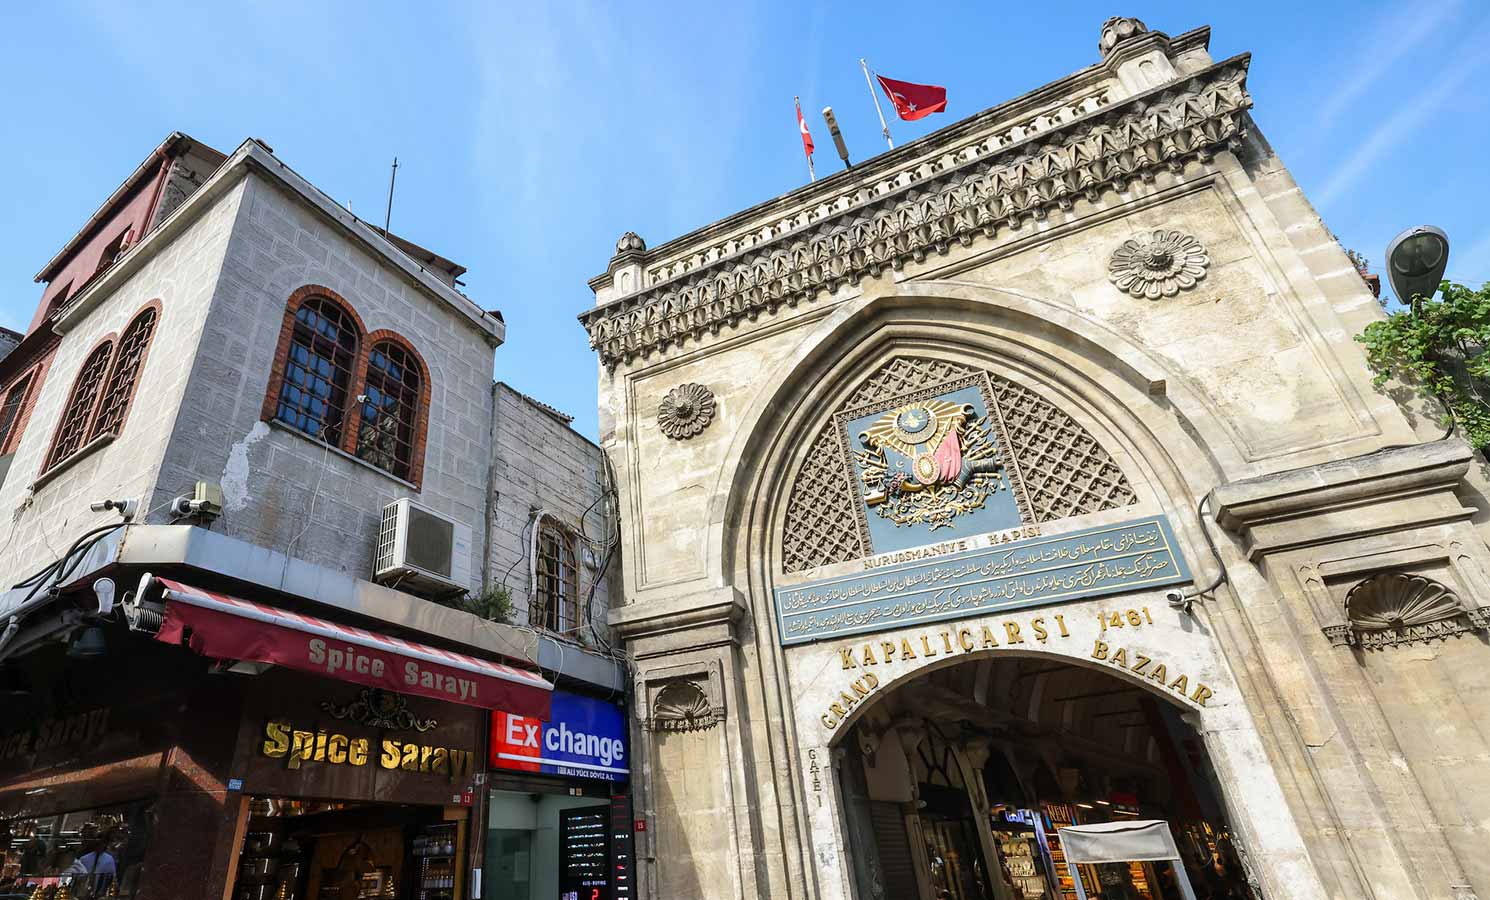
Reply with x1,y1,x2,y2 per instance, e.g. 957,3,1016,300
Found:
383,157,398,232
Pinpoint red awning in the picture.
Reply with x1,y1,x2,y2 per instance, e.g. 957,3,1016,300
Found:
153,578,551,719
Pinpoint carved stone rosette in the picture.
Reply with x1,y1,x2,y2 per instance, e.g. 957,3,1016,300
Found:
658,383,716,440
1108,229,1210,299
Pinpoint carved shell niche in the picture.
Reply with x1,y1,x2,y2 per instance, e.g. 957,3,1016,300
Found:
1336,572,1475,648
650,681,720,732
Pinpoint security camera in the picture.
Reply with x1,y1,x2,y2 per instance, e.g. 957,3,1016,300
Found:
89,497,139,520
171,481,224,521
92,578,116,616
1166,589,1193,615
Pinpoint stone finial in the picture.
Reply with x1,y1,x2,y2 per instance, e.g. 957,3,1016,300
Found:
614,231,647,256
1099,16,1149,57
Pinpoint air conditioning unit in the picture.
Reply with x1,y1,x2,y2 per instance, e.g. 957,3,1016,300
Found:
374,499,472,595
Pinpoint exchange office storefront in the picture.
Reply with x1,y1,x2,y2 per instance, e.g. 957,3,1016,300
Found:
482,691,632,900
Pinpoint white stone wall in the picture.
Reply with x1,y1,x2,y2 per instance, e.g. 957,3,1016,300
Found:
0,178,246,583
154,173,497,591
487,382,616,645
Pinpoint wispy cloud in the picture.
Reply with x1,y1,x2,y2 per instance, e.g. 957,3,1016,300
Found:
1315,23,1490,208
1313,0,1461,133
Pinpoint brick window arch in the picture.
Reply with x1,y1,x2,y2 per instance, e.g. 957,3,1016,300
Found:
43,339,115,472
263,286,431,487
532,520,579,634
273,292,360,444
0,372,37,454
89,304,160,440
355,335,429,483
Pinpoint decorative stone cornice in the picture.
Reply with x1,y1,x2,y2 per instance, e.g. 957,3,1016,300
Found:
579,56,1252,369
1211,440,1475,560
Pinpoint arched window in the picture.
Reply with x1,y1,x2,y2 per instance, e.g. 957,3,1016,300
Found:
90,306,158,440
0,372,36,454
532,521,579,634
356,340,423,481
44,341,114,471
264,286,432,487
275,296,358,443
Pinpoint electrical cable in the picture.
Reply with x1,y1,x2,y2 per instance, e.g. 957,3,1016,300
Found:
1182,494,1227,600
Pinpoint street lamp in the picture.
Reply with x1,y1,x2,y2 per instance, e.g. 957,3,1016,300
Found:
1385,225,1449,312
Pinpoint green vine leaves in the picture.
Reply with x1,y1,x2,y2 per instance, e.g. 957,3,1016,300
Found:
1356,281,1490,448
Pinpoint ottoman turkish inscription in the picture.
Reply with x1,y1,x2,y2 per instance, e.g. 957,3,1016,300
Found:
774,516,1191,645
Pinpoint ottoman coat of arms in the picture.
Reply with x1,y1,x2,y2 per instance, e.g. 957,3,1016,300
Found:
842,377,1023,538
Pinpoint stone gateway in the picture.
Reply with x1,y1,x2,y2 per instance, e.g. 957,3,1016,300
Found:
585,16,1490,900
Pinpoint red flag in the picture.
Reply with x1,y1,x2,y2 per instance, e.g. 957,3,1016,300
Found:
796,98,815,157
876,74,947,121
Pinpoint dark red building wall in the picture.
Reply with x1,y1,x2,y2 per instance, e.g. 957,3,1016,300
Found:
26,158,171,336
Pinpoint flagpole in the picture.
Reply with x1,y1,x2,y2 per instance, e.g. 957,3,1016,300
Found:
861,58,894,150
796,96,817,182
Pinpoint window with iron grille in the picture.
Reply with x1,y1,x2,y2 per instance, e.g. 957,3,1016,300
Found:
44,341,113,471
532,522,579,634
0,373,34,454
275,296,358,443
356,340,422,481
89,307,158,440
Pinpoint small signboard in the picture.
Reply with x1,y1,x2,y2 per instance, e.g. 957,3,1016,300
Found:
774,515,1191,645
490,690,629,780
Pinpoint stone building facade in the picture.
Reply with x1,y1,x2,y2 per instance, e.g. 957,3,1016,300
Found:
583,17,1489,900
0,133,622,898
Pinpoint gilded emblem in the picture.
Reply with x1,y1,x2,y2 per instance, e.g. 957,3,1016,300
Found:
852,397,1008,530
321,688,437,733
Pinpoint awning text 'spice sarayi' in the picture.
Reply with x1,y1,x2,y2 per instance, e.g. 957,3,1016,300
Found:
152,578,552,719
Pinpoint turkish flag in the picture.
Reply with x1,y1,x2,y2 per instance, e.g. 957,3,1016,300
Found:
796,99,815,157
876,74,947,121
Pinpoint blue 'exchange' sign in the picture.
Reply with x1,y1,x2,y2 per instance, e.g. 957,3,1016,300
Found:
774,516,1191,645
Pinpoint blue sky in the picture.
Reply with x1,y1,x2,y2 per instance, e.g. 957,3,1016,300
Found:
2,1,1488,439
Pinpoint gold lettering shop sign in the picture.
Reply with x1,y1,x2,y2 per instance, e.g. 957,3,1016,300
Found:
818,605,1216,730
259,719,474,783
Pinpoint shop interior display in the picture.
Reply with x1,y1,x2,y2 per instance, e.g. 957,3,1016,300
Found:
0,802,145,899
228,797,460,900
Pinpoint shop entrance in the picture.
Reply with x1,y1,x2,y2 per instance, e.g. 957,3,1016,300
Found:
836,655,1252,900
227,796,465,900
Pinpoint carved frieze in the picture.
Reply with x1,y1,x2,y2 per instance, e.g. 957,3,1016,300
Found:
658,382,717,440
579,58,1253,368
1108,229,1210,299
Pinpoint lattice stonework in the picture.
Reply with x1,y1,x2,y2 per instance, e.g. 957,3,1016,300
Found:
990,379,1137,521
781,428,864,572
780,356,1137,573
